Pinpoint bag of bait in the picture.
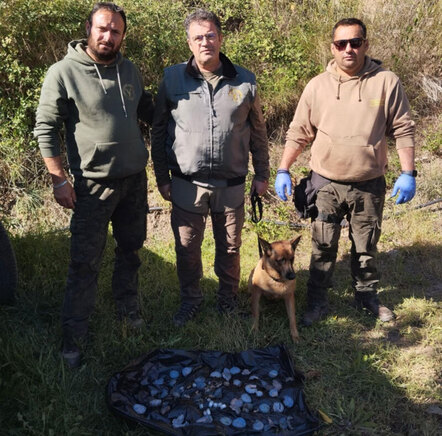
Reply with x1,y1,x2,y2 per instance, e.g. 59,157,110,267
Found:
106,344,321,435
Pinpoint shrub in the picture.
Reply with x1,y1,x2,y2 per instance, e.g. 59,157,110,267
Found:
0,0,90,192
0,0,440,203
364,0,441,115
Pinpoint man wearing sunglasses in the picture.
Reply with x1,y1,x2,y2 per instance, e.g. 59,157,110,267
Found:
275,18,416,326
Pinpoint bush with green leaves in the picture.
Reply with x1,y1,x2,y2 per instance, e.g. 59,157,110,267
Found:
0,0,440,196
0,0,91,189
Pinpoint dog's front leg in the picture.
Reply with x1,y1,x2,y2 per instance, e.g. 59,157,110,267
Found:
251,286,262,332
284,292,299,342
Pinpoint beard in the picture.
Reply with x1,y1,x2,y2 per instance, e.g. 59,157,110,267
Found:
87,37,121,62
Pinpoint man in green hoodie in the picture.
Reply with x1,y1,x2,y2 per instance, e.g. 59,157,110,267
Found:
34,2,153,368
275,18,416,326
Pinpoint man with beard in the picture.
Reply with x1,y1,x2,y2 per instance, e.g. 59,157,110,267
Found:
34,2,154,368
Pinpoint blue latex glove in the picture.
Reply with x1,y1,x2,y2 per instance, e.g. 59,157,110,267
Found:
391,173,416,204
275,170,292,201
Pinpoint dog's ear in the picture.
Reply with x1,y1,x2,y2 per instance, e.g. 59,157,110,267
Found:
290,235,302,251
258,237,272,256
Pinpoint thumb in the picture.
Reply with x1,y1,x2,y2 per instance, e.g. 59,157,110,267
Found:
286,182,292,197
250,180,257,197
391,181,399,197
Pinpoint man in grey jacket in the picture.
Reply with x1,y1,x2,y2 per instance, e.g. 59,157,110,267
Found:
34,2,153,368
151,9,269,327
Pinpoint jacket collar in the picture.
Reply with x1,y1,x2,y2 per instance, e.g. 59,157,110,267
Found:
185,52,237,79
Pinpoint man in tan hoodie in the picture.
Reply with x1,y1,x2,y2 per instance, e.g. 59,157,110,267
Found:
275,18,416,326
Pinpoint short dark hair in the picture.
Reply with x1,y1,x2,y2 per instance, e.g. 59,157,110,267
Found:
332,18,367,40
88,2,127,34
184,9,222,37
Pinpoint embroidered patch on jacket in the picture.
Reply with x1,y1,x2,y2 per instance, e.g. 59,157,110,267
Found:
369,98,385,107
228,88,243,103
123,84,135,100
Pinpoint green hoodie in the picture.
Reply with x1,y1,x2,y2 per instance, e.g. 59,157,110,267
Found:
34,40,153,179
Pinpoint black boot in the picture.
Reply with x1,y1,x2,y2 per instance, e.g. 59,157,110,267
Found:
354,291,395,322
62,335,82,369
302,290,329,326
217,295,238,314
118,310,146,330
173,301,202,327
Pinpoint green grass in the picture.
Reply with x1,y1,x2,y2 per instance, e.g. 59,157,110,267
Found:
0,0,440,432
1,153,441,435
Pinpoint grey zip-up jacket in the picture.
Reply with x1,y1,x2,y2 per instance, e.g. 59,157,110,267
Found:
151,53,269,186
34,40,153,179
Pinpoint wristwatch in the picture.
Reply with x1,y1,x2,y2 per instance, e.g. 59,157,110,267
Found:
401,170,418,177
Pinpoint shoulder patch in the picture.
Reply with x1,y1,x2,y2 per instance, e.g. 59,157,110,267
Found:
228,88,243,103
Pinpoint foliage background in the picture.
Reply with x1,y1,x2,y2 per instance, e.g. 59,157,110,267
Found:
0,0,440,201
0,0,441,435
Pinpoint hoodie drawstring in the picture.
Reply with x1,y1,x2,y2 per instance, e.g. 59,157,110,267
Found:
336,76,363,102
94,64,107,94
116,64,127,118
336,77,342,100
94,63,127,118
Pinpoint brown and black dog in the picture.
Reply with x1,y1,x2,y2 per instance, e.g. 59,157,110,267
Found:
248,235,302,342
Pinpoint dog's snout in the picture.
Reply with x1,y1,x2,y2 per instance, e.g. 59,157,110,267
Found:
286,271,296,280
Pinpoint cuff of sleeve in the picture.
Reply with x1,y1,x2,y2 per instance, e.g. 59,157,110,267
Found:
284,139,303,151
156,176,171,187
395,136,415,149
39,144,61,158
253,175,268,182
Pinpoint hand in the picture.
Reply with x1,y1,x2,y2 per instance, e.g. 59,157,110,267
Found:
250,178,268,196
158,183,171,202
53,182,76,209
391,173,416,204
274,170,292,201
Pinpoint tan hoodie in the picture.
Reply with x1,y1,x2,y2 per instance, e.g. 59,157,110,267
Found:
285,57,415,182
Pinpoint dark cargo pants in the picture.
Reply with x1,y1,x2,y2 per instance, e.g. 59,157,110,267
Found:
62,171,148,341
171,178,245,306
307,176,385,303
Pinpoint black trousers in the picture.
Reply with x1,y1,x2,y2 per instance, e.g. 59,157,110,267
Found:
62,171,147,341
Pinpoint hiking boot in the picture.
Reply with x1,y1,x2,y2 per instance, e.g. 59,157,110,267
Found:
62,339,82,369
117,309,146,330
302,302,329,326
355,291,395,322
126,311,145,329
173,302,201,327
216,297,238,314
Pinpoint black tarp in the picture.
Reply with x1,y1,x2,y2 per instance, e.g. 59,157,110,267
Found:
106,344,322,435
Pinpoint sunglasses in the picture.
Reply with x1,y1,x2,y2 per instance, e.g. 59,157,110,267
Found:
333,38,365,50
